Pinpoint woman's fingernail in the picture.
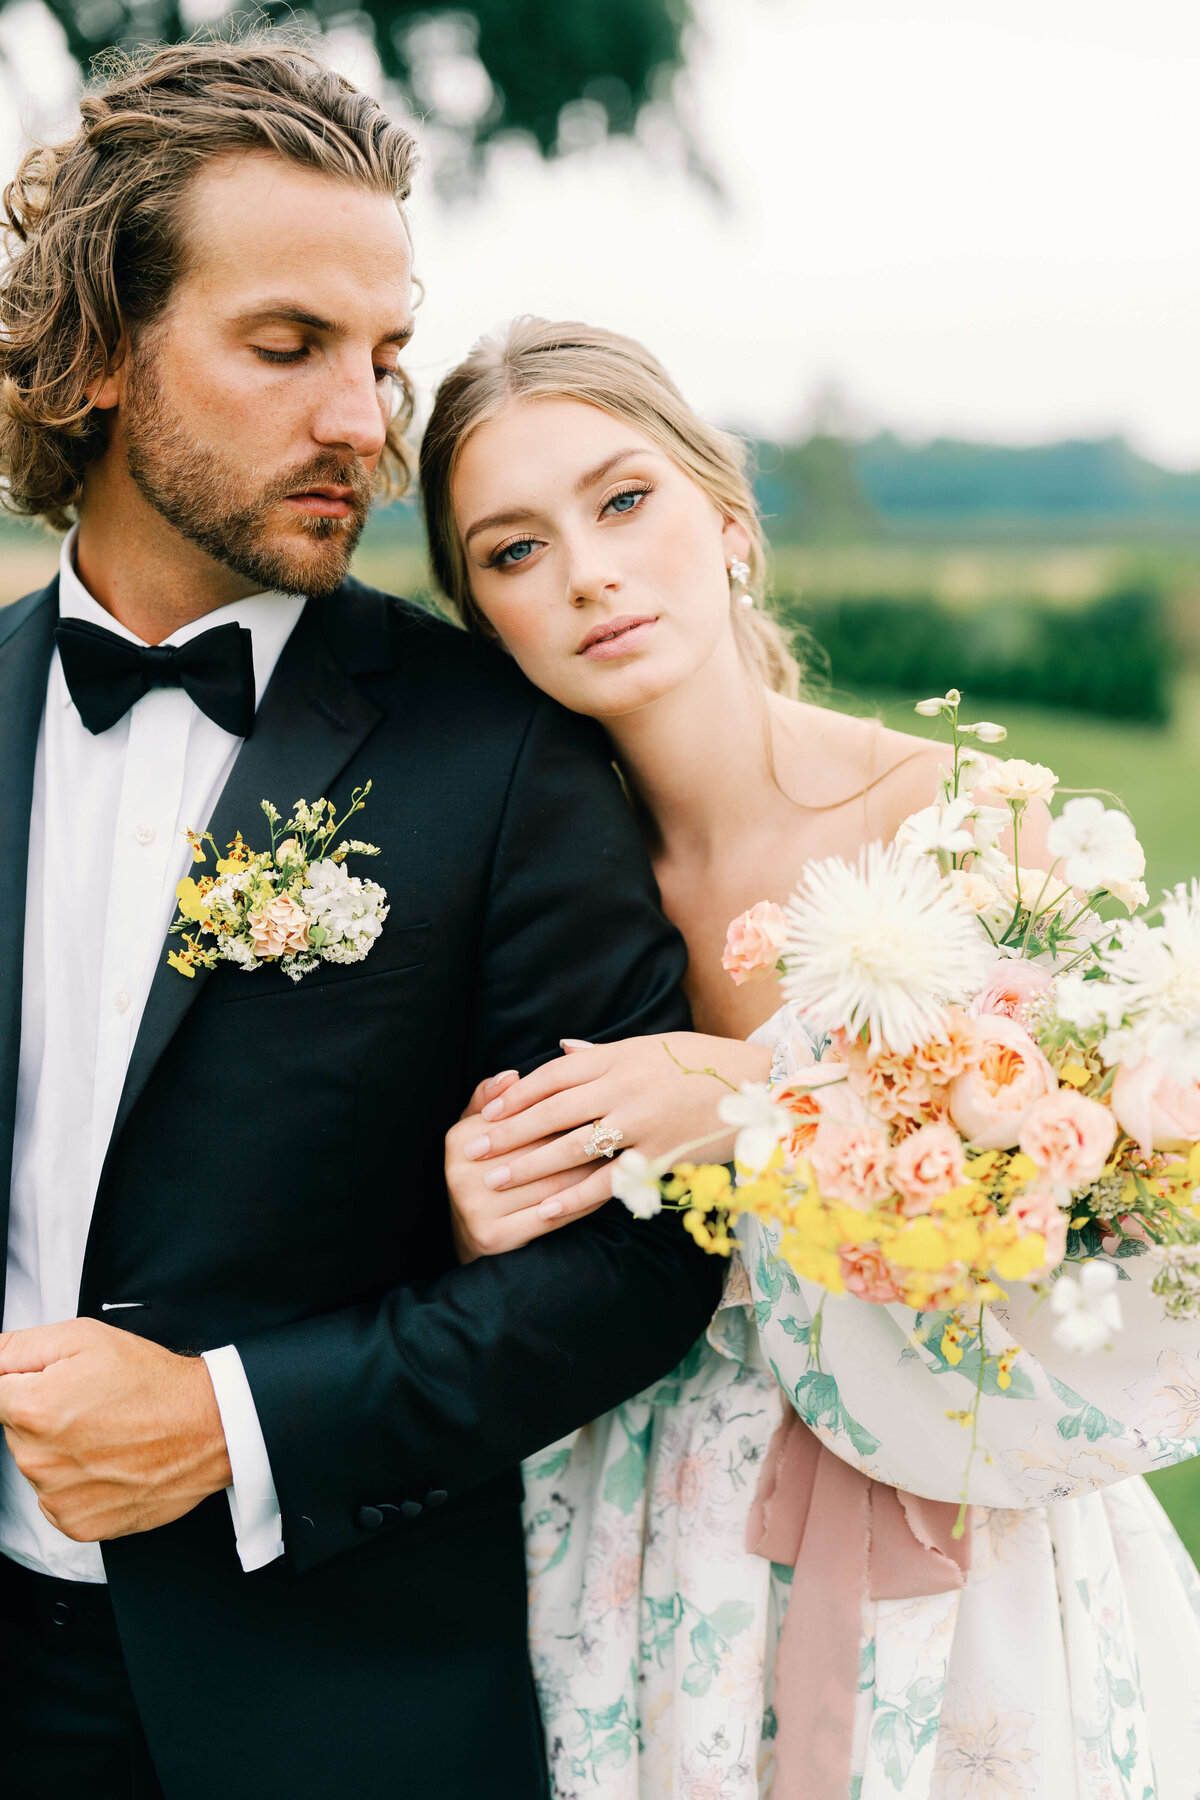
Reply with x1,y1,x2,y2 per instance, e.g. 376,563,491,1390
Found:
538,1198,564,1220
560,1039,594,1051
488,1070,518,1088
483,1166,510,1191
481,1098,505,1122
463,1135,490,1160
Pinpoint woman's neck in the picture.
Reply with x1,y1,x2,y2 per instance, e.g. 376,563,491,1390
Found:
605,641,785,865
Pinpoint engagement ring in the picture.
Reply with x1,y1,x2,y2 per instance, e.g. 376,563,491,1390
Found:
583,1122,624,1159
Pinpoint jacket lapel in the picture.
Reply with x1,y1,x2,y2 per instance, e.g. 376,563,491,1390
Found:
0,582,58,1257
100,592,385,1171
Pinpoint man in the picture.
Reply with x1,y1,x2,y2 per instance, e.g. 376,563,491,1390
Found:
0,40,721,1797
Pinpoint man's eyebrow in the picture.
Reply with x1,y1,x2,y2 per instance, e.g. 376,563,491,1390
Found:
234,304,415,343
464,449,660,546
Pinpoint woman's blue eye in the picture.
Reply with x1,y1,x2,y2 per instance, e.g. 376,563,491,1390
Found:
606,489,646,515
496,540,536,567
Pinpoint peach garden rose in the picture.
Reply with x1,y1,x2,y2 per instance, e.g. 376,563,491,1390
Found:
722,900,787,985
1111,1059,1200,1159
948,1015,1058,1150
1019,1090,1116,1189
890,1122,966,1214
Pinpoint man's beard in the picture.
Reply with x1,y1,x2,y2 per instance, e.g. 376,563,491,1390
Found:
122,354,373,597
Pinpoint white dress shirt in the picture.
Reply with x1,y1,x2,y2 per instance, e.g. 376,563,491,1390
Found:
2,529,304,1581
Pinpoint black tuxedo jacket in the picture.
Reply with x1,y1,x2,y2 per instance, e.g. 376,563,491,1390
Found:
0,574,722,1798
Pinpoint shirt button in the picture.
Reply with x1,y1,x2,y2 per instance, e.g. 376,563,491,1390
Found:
114,990,132,1014
133,823,156,845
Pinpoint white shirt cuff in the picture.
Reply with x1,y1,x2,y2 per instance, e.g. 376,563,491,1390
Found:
201,1344,284,1572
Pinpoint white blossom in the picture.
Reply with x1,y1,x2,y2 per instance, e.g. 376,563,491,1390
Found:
1046,797,1146,902
302,858,389,961
612,1150,663,1219
1088,882,1200,1078
1050,1261,1123,1353
894,797,977,859
717,1082,792,1172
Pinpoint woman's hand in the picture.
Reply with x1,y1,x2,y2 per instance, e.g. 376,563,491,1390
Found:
445,1033,771,1260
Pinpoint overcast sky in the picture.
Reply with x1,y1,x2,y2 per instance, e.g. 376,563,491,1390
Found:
6,0,1200,461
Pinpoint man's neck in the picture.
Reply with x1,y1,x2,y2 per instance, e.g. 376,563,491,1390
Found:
75,475,260,646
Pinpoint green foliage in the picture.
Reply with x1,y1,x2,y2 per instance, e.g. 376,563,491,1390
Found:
21,0,690,159
783,581,1171,722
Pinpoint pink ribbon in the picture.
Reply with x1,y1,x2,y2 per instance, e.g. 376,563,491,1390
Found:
746,1408,971,1799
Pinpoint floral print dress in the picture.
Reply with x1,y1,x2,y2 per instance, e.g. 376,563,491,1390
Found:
522,1009,1200,1799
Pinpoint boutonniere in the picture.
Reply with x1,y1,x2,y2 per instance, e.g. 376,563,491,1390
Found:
167,783,389,983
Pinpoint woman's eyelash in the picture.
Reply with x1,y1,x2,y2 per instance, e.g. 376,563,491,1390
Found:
602,482,652,515
486,483,653,569
488,536,543,569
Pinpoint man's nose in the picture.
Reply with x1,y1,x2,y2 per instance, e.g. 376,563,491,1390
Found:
311,359,390,462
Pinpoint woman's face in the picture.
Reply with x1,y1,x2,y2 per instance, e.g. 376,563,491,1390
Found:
450,397,749,718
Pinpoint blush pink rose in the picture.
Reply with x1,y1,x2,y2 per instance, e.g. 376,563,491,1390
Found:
838,1244,904,1304
971,958,1052,1023
1010,1186,1069,1276
1111,1058,1200,1160
890,1122,966,1215
809,1119,894,1207
722,900,787,986
948,1015,1058,1150
1018,1089,1116,1188
248,892,311,958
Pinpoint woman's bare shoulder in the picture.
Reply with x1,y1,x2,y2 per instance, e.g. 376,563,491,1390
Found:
773,698,947,816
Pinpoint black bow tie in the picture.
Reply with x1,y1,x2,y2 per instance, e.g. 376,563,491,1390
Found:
54,617,257,739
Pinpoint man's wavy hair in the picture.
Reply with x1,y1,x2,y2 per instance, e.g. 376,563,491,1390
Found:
0,36,419,530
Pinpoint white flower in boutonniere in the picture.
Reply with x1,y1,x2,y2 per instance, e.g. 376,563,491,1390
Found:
167,783,389,983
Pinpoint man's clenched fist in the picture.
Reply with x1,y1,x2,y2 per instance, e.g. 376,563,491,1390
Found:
0,1317,232,1542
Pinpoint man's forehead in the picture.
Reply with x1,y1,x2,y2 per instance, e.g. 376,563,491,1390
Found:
178,152,412,299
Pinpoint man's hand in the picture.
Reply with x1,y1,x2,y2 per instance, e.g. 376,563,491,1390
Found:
0,1318,233,1543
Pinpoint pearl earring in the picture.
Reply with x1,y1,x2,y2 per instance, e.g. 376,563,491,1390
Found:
729,557,753,608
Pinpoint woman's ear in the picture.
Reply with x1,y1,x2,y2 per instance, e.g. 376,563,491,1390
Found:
720,513,752,569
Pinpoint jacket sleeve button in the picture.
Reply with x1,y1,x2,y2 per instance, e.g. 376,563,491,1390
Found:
399,1499,423,1520
424,1489,448,1508
357,1505,384,1530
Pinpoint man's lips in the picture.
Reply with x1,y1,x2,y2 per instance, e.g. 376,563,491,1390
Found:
283,485,357,518
577,615,658,659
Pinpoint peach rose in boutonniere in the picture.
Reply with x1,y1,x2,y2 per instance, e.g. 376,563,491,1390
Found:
249,892,311,959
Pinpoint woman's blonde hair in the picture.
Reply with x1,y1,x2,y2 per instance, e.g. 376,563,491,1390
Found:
0,35,419,530
419,316,801,698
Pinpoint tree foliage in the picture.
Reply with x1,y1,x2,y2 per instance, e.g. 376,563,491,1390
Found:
16,0,691,158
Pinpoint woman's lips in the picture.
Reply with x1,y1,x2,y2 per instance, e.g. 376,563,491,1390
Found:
578,616,658,660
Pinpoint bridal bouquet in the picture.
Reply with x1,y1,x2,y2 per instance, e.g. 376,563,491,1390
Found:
615,692,1200,1361
167,784,389,983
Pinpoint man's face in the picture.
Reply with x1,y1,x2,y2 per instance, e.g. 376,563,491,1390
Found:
114,152,415,596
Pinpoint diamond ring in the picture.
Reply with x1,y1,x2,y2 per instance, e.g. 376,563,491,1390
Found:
583,1122,624,1160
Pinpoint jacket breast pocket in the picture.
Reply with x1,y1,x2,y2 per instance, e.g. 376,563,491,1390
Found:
218,921,431,1001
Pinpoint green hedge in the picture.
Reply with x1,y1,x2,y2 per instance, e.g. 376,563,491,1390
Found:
779,582,1170,722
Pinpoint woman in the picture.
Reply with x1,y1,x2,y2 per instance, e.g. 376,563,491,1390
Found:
420,317,1200,1799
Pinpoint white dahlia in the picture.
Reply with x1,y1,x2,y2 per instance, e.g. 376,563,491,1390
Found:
781,841,992,1053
